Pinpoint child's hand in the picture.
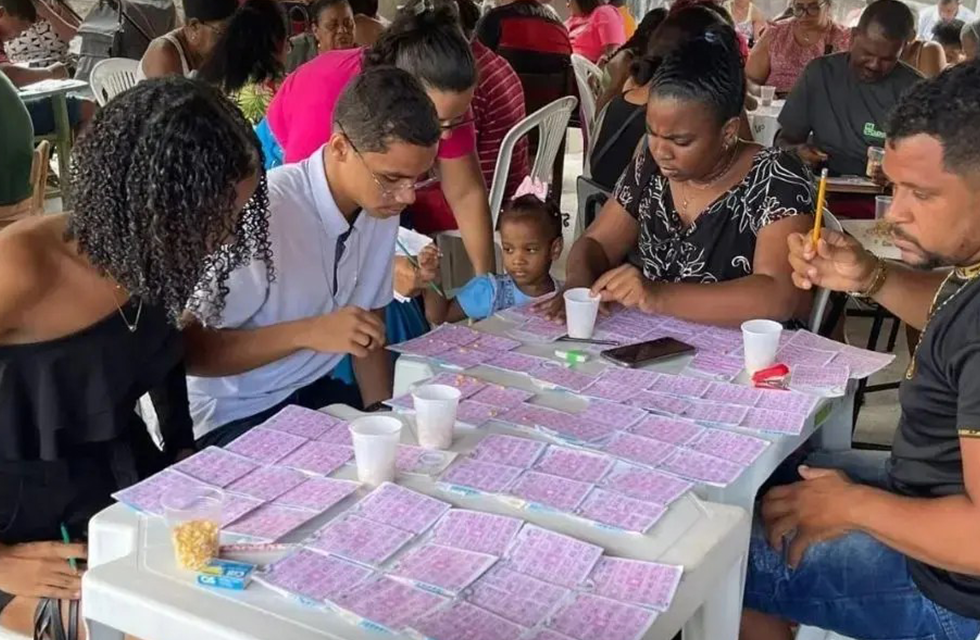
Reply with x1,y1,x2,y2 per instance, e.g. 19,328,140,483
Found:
417,245,441,286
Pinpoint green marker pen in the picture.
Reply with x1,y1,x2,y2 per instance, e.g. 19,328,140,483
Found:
59,523,77,572
555,349,590,364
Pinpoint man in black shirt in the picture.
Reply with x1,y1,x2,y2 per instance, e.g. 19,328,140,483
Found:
742,61,980,640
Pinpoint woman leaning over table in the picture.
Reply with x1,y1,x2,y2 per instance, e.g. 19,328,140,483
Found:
0,78,271,639
541,27,815,327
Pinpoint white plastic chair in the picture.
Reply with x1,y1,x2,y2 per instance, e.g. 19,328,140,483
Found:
436,96,578,288
808,209,843,333
570,54,603,146
89,58,140,107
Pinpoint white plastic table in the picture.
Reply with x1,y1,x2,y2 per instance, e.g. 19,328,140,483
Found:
84,405,751,640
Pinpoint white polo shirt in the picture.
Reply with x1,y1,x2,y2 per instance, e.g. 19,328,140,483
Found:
187,146,396,437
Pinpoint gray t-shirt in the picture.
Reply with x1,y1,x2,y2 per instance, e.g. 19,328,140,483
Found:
778,53,922,176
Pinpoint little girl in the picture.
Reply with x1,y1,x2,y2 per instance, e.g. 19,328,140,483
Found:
425,178,564,324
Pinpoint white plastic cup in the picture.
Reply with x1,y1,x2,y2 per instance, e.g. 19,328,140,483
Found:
412,384,461,449
349,416,403,486
741,319,783,374
564,288,601,339
760,85,776,106
874,195,892,220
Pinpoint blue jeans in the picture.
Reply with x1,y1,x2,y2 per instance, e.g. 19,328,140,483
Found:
745,450,980,640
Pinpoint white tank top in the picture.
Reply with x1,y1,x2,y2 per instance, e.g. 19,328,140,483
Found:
135,32,194,82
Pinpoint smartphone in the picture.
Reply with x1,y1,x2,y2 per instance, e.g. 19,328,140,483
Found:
600,337,697,368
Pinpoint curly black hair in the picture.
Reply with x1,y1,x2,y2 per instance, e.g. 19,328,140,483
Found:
500,194,566,242
65,77,273,326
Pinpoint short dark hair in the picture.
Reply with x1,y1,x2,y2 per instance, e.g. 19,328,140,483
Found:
617,8,668,58
310,0,352,23
198,0,287,93
348,0,379,17
576,0,603,16
934,18,965,46
183,0,238,22
650,27,744,125
364,0,477,93
857,0,915,42
632,5,726,84
499,195,564,243
886,60,980,175
334,66,441,153
0,0,36,22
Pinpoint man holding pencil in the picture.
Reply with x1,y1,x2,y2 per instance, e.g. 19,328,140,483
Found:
181,67,442,447
741,61,980,639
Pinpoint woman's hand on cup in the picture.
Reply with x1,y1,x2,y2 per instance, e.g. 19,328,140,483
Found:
591,264,657,314
787,228,876,293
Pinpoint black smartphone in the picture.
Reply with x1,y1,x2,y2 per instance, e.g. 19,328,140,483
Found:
600,337,697,368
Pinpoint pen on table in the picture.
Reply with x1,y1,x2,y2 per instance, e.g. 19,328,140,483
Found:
558,336,620,346
395,238,445,298
60,523,77,572
812,168,829,243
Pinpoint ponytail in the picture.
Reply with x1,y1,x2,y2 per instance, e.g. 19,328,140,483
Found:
198,0,288,93
630,4,727,84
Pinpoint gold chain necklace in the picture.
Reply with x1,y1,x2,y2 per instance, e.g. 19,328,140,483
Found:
676,141,741,216
906,263,980,379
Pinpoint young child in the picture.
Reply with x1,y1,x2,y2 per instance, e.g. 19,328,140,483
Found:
425,178,564,324
934,19,966,65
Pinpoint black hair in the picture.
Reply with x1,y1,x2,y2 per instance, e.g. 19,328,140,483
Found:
575,0,603,17
183,0,238,23
364,0,477,92
311,0,353,23
349,0,379,17
66,77,272,326
457,0,481,38
499,195,564,243
616,8,668,58
886,60,980,176
939,0,959,6
334,65,441,153
857,0,915,42
668,0,735,26
198,0,287,93
0,0,36,22
631,5,726,84
649,27,744,124
934,18,965,46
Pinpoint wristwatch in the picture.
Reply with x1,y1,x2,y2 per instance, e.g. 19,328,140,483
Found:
362,400,392,413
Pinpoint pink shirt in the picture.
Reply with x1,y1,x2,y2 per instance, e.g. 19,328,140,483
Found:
565,5,625,63
766,20,851,93
266,47,476,164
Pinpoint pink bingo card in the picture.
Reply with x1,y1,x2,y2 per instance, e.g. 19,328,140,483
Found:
507,470,593,512
441,458,524,493
437,346,497,370
629,414,706,446
688,429,769,466
651,374,712,399
831,345,895,379
685,352,745,380
550,417,619,445
218,491,266,527
522,630,577,640
425,372,488,398
754,389,819,416
469,385,536,410
385,394,416,411
354,482,450,534
533,445,615,483
629,391,692,416
396,445,455,476
517,317,569,340
226,465,308,501
174,447,258,487
549,593,657,640
577,399,647,429
466,566,570,628
430,509,524,556
787,330,845,353
317,423,354,445
504,524,603,588
224,428,307,464
775,342,837,368
112,469,210,515
471,333,523,352
471,434,546,468
580,379,642,403
223,504,318,541
484,351,552,374
681,400,750,426
389,543,498,594
529,363,598,392
496,404,545,429
411,600,527,640
258,547,374,603
273,476,360,512
333,576,447,631
789,363,850,396
599,463,693,505
589,557,683,612
261,405,341,439
660,448,744,486
740,407,807,436
602,432,677,468
388,335,456,357
308,514,413,566
455,400,505,428
595,367,662,389
703,382,764,407
277,441,353,475
427,323,482,346
576,488,666,532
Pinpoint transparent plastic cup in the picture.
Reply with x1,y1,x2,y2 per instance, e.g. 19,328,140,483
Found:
162,486,223,570
760,85,776,106
866,146,885,179
412,384,461,449
875,195,892,220
741,319,783,374
564,288,601,339
349,415,403,486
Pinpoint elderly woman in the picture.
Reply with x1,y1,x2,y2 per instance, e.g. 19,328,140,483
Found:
566,0,627,63
543,27,815,326
746,0,850,94
137,0,238,79
286,0,357,71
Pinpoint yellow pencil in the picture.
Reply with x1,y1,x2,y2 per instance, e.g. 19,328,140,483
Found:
812,168,828,243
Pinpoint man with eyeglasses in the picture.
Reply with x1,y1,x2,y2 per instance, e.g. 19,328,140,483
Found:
183,67,441,447
777,0,922,179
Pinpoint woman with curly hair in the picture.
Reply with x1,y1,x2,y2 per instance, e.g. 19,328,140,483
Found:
0,77,271,639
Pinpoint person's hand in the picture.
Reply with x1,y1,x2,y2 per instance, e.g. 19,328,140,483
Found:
761,466,856,568
0,542,87,600
46,63,69,80
795,144,829,167
787,228,877,294
535,289,567,322
590,264,658,314
393,247,441,298
416,245,440,287
301,306,385,357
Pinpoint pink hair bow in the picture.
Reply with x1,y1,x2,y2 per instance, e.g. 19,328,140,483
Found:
514,176,549,200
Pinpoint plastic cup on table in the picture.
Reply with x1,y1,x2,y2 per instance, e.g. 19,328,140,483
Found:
564,287,601,339
875,195,892,220
760,85,776,106
349,415,403,486
412,384,461,449
866,146,885,179
162,486,223,570
741,319,783,375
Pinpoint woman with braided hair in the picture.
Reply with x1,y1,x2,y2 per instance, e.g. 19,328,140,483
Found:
0,77,272,639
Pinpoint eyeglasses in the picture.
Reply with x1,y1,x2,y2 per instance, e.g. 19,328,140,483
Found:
340,129,439,201
439,116,475,132
791,1,827,16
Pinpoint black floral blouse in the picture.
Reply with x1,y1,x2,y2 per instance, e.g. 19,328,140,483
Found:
613,146,815,284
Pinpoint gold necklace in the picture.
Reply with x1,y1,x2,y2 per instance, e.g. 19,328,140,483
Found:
676,141,741,216
905,264,980,379
105,284,143,333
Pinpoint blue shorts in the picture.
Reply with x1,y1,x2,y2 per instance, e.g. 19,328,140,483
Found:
25,96,83,136
745,450,980,640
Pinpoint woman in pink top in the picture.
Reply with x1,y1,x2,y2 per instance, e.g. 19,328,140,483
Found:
565,0,626,63
746,0,850,93
264,0,495,274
